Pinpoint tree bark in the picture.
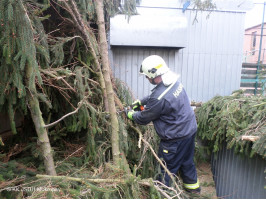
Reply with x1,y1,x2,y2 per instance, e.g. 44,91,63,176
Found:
18,0,57,176
94,0,130,172
25,65,57,176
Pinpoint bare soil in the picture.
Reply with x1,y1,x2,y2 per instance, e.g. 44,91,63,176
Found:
197,162,217,199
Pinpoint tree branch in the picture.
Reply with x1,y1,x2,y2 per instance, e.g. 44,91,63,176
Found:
43,97,87,128
36,174,124,183
129,123,183,197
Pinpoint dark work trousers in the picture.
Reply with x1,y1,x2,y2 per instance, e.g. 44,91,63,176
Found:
158,133,199,189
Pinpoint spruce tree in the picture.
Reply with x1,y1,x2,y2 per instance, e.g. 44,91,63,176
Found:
0,0,56,175
0,0,136,175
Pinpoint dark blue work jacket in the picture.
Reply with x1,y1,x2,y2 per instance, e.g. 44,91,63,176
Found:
133,81,197,141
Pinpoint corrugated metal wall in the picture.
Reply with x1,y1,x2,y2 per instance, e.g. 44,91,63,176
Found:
110,9,246,102
211,144,266,199
111,47,176,99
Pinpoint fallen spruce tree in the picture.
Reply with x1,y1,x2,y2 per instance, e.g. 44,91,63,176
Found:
196,90,266,159
0,0,188,198
0,0,221,198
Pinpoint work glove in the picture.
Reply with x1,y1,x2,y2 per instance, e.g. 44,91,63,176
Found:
132,100,141,110
124,107,135,120
132,100,143,111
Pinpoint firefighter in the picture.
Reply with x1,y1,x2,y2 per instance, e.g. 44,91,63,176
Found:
126,55,200,193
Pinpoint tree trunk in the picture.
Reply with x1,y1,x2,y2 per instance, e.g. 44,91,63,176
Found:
94,0,130,172
25,65,57,176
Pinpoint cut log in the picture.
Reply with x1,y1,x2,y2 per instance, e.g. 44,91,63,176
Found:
241,135,260,142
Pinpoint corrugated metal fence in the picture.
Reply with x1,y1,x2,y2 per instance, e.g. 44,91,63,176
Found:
211,143,266,199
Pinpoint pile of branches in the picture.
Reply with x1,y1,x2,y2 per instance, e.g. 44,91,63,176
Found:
196,90,266,158
0,159,187,199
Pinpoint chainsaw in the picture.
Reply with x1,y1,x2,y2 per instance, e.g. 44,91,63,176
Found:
117,103,144,114
105,103,144,119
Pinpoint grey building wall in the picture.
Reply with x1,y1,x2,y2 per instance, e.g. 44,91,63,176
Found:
110,8,246,102
211,144,266,199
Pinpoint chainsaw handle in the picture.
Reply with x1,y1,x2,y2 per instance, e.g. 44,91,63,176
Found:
132,105,144,111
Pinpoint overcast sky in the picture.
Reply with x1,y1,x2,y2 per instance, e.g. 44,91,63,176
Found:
245,0,266,29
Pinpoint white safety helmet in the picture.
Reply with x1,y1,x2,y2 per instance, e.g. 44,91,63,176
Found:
140,55,169,79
